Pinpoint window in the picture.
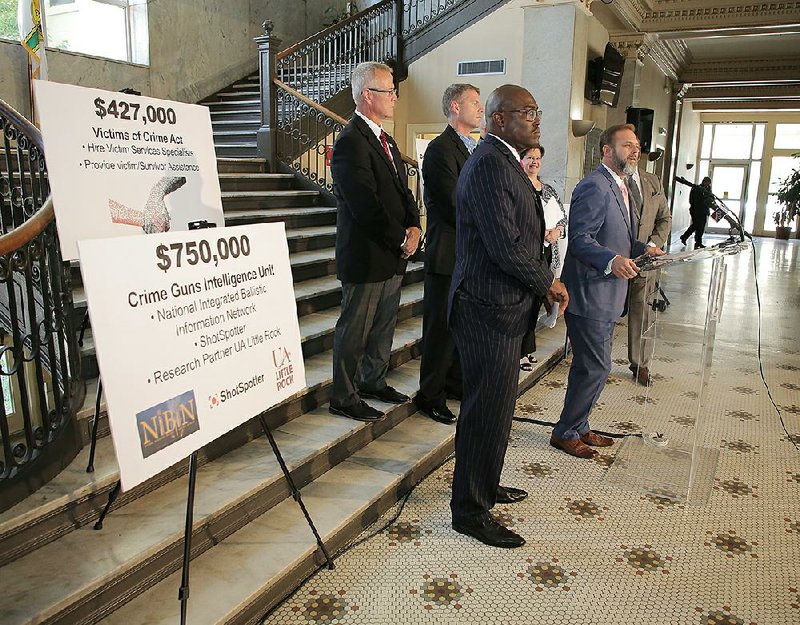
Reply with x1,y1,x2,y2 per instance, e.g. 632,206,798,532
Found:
45,0,149,64
0,0,19,39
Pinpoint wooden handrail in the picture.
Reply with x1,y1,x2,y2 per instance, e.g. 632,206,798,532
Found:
276,0,394,60
273,78,419,169
0,98,55,256
0,196,55,256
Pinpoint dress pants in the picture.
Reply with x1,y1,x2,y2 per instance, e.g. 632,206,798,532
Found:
331,274,404,407
627,272,656,370
449,294,523,523
418,271,461,407
682,209,707,246
555,311,615,440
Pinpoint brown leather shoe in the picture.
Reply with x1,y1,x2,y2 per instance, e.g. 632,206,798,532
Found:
549,434,598,459
580,430,614,447
629,364,651,386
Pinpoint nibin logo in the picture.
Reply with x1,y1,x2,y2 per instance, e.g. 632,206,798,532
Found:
273,346,294,391
219,373,266,403
136,390,200,458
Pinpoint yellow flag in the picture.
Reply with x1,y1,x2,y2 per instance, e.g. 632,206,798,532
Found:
18,0,48,80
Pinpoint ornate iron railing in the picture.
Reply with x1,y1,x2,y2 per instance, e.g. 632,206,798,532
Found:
274,80,420,207
402,0,465,35
0,100,84,511
276,0,398,105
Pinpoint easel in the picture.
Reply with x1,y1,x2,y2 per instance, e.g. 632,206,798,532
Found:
84,221,334,625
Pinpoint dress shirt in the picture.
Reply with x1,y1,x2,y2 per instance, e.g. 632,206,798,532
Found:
601,163,632,275
458,132,478,154
487,134,521,163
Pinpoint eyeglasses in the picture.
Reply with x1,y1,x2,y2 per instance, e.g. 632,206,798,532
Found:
499,108,543,121
367,87,398,96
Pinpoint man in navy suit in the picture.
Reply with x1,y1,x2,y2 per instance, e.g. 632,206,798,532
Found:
552,124,664,459
329,62,421,422
415,83,483,425
449,85,568,548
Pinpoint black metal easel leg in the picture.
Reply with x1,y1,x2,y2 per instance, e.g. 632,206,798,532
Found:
259,415,335,570
93,480,121,530
658,286,671,306
86,377,103,473
179,452,199,625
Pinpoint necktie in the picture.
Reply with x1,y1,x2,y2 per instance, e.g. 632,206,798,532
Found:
626,175,643,220
619,181,630,225
380,130,396,171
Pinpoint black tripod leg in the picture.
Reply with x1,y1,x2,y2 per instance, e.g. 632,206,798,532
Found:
86,377,103,473
94,479,121,530
659,286,671,306
179,452,198,625
259,415,335,570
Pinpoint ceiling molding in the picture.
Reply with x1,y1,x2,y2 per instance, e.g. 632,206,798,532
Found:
684,82,800,101
681,55,800,83
641,2,800,33
609,32,691,81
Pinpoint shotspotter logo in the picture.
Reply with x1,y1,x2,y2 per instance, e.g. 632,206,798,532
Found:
213,373,266,406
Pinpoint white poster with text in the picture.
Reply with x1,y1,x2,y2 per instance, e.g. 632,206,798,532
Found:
78,224,305,491
34,80,224,260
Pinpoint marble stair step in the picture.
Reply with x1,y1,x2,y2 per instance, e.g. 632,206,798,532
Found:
100,411,454,625
221,205,336,229
220,190,320,210
217,173,296,192
216,158,265,174
0,361,429,625
0,315,425,567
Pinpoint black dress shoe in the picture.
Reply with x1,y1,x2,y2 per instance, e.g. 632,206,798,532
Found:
452,517,525,548
359,385,409,404
329,400,383,421
418,404,457,424
496,485,528,504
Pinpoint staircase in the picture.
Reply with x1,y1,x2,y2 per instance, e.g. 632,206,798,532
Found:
0,1,554,623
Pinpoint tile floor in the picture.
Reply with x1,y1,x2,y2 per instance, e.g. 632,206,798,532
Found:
264,238,800,625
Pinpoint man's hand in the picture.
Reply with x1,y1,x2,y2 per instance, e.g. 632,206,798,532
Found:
646,245,665,257
401,226,421,258
545,279,569,315
610,255,639,280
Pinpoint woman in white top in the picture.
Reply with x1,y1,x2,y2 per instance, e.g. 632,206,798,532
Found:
519,144,567,371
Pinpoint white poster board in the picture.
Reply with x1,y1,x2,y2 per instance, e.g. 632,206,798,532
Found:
78,224,305,491
33,80,224,260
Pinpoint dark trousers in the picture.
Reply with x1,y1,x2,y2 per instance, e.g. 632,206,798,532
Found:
555,312,615,440
331,274,404,407
418,271,461,407
449,294,522,523
682,209,707,246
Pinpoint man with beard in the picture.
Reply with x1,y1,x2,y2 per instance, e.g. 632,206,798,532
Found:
551,124,664,459
449,85,568,548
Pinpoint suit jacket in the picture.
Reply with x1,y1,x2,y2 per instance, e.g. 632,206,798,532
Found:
449,135,553,336
421,125,470,275
331,115,421,283
561,165,647,322
634,170,671,248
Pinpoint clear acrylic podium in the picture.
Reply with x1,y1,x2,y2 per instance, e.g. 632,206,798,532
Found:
604,240,750,504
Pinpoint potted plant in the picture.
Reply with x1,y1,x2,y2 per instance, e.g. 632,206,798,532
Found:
775,155,800,240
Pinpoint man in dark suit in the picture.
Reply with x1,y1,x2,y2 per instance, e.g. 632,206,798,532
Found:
415,83,484,425
680,176,713,249
329,62,421,422
449,85,568,548
552,124,663,459
626,163,672,387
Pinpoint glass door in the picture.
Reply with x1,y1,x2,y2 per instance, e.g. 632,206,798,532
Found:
707,163,749,234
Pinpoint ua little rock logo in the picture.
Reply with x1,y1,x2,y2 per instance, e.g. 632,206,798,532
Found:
273,346,295,391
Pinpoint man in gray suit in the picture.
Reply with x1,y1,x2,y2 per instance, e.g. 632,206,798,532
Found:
552,124,663,459
449,85,568,548
626,161,672,387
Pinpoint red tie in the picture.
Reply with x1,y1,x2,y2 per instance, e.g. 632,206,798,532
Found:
380,130,396,170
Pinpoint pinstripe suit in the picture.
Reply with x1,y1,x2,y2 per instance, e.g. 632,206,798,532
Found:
556,165,647,440
448,135,554,523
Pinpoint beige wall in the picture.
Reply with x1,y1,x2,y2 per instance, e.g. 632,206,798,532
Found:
393,0,527,154
1,0,325,118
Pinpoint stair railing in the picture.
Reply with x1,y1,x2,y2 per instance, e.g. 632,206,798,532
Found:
273,79,420,209
0,99,84,512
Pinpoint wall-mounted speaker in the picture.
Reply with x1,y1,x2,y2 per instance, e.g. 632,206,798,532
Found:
626,107,654,153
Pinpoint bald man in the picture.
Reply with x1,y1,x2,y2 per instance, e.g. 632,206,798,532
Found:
448,85,568,548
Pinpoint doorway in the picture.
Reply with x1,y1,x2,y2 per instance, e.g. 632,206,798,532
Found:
707,162,749,234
